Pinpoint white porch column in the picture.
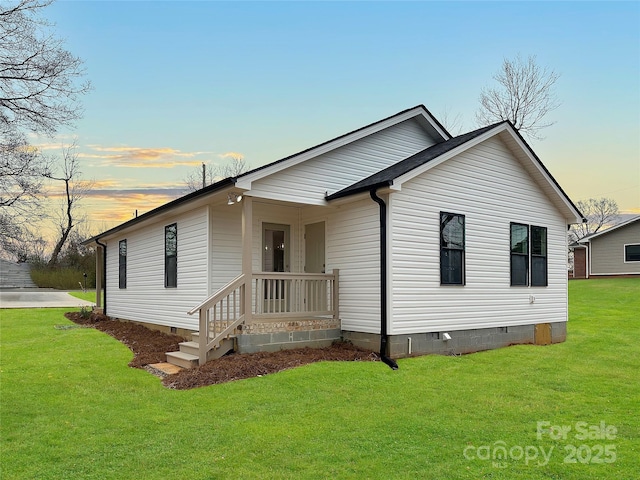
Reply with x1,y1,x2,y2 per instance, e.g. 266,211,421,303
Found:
242,195,253,323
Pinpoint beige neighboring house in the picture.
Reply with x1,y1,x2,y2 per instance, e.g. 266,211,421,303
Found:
572,216,640,278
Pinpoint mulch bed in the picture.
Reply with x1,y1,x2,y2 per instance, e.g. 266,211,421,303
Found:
65,311,378,389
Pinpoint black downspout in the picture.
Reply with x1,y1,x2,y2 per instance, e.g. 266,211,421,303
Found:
96,238,107,314
370,189,399,370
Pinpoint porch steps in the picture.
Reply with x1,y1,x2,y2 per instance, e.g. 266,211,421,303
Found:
165,333,236,369
165,351,199,369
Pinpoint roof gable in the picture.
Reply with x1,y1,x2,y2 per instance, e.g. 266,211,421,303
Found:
326,122,501,200
235,105,450,190
327,121,584,224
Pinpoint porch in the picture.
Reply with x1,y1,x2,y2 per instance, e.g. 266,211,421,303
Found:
166,269,340,367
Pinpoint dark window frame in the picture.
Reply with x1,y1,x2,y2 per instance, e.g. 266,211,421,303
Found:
165,223,177,288
625,244,640,263
440,212,465,285
510,223,548,287
118,239,127,289
510,223,529,286
531,225,548,286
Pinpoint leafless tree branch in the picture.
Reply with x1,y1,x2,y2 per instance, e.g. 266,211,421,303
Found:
476,55,560,141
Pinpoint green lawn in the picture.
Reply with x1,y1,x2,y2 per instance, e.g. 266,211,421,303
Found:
68,290,102,304
1,279,638,479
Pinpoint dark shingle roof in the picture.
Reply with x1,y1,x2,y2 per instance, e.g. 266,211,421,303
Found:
326,122,505,201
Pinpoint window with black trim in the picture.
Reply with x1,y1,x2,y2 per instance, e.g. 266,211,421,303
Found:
510,223,547,286
531,226,547,286
440,212,465,285
165,223,177,288
118,239,127,289
625,244,640,262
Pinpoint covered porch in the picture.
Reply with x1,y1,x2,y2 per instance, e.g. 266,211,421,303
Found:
186,194,341,365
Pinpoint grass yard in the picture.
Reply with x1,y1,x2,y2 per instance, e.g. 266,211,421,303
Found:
68,290,102,304
1,278,638,479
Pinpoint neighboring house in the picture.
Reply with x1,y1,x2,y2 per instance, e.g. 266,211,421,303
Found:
572,216,640,278
83,105,584,368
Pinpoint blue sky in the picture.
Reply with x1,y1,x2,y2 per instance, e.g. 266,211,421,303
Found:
42,0,640,229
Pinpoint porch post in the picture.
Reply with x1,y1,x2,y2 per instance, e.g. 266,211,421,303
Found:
242,195,253,323
95,245,103,310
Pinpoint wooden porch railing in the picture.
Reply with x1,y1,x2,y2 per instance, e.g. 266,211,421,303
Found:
187,274,246,365
188,270,339,365
252,271,339,318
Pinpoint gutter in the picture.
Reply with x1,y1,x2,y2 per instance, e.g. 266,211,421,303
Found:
96,238,107,314
369,189,399,370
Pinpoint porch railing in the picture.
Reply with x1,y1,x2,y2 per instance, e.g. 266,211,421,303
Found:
253,270,339,319
188,270,339,365
187,274,246,365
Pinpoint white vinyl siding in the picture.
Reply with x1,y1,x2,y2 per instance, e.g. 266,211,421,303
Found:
210,202,242,292
248,119,436,205
389,136,569,334
106,207,209,330
326,199,381,333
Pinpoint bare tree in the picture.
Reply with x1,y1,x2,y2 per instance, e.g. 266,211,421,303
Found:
0,125,51,259
46,144,93,266
438,108,464,136
184,154,249,192
476,55,560,140
0,0,91,135
570,197,619,242
0,0,90,258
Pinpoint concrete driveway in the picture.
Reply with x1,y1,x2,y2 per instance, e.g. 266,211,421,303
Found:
0,289,95,309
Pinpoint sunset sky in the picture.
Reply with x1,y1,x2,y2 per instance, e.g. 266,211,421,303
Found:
40,1,639,234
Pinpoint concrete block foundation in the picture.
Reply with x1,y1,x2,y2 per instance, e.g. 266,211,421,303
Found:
343,322,567,359
236,318,341,354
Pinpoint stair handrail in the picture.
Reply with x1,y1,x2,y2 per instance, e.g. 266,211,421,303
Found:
187,273,246,315
188,273,246,365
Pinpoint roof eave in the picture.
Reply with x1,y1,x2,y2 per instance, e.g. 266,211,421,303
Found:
82,177,236,246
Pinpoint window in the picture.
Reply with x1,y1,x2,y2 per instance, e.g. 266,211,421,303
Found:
510,223,529,286
118,240,127,289
510,223,547,286
165,223,177,288
625,244,640,262
440,212,465,285
531,226,547,286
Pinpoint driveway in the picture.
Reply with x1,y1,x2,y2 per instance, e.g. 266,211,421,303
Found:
0,289,95,309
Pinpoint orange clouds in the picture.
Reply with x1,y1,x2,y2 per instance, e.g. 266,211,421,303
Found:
80,187,186,227
79,145,211,168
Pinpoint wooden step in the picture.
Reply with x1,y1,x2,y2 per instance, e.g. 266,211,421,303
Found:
178,341,199,356
165,351,198,369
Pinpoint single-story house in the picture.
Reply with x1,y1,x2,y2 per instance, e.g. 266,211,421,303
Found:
571,216,640,278
83,105,584,368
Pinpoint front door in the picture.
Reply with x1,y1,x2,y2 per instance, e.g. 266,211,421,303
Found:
262,223,290,312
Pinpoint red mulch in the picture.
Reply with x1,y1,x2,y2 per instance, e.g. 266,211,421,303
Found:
65,311,378,389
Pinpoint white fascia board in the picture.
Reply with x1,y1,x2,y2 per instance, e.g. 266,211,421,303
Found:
236,106,443,190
